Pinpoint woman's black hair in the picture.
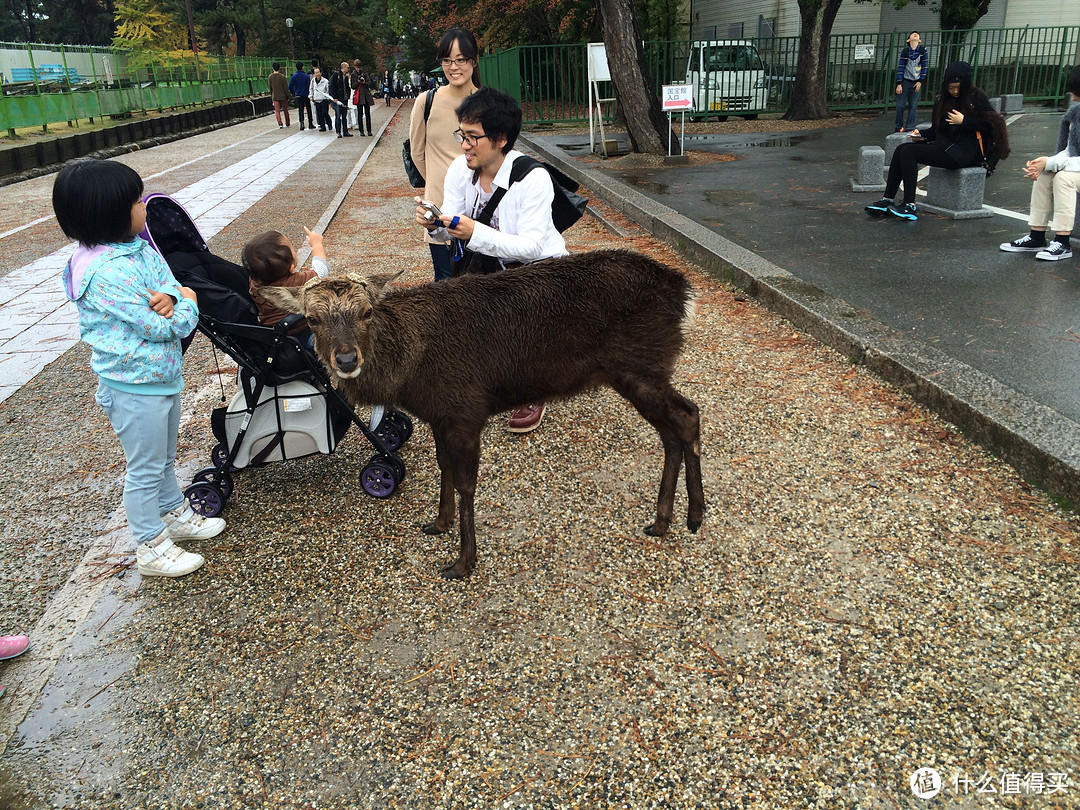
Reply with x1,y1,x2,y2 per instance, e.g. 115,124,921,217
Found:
52,158,143,246
1066,64,1080,97
930,61,1011,161
437,27,482,88
456,86,520,154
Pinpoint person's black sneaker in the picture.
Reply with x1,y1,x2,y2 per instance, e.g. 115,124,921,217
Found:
865,198,893,216
1000,233,1047,252
1036,240,1073,261
888,202,918,221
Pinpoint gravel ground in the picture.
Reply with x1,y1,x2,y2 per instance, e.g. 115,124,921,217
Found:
0,103,1078,809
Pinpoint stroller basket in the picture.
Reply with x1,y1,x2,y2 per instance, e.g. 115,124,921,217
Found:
140,193,414,517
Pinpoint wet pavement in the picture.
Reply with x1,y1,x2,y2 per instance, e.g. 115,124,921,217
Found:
0,103,1078,809
539,112,1080,423
524,109,1080,506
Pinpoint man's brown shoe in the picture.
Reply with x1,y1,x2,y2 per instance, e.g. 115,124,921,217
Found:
508,404,546,434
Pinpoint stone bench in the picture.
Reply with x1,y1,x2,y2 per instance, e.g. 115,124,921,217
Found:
850,145,886,191
919,166,993,219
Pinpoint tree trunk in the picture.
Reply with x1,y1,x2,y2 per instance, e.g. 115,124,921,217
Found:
597,0,679,154
783,0,843,120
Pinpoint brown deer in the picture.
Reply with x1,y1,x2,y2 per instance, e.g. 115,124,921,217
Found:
260,249,704,579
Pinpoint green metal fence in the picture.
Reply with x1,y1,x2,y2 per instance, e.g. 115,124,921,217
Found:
481,25,1080,124
1,42,285,134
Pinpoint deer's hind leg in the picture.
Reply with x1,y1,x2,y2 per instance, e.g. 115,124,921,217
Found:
613,375,703,537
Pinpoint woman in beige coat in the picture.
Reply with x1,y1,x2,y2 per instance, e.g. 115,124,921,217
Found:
409,27,481,281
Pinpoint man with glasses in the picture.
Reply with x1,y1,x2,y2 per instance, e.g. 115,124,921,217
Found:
414,86,567,433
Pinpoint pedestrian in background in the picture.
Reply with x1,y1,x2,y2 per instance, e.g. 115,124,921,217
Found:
330,61,353,138
894,32,929,133
353,60,374,136
268,62,291,129
310,66,333,132
289,61,313,131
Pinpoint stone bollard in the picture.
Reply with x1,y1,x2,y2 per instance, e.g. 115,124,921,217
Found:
988,97,1003,112
920,166,993,219
885,132,911,165
1003,94,1023,113
851,145,886,191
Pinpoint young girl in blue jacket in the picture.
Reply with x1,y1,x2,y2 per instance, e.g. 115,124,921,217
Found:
54,159,225,578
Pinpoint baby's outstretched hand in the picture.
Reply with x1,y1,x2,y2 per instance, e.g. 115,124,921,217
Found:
304,226,326,260
147,288,175,318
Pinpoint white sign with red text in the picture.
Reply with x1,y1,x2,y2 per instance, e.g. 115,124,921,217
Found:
662,84,694,112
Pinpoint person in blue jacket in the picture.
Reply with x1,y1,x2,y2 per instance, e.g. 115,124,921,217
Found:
894,31,929,132
54,159,226,578
289,62,313,131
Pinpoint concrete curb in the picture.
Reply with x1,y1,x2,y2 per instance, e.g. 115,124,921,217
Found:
520,132,1080,507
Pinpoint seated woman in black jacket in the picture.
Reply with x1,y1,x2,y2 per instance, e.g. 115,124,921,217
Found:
866,61,1010,221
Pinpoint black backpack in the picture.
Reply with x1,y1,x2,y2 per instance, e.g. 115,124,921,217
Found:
508,156,588,232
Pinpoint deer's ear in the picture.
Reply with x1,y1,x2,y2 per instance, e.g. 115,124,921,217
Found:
257,284,305,314
365,269,405,298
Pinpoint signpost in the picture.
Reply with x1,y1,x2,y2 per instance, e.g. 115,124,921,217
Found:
661,84,694,158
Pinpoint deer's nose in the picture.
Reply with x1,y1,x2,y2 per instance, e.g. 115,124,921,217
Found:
335,350,358,374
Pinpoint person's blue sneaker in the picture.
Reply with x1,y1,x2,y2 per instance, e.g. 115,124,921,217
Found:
888,202,918,221
864,198,893,215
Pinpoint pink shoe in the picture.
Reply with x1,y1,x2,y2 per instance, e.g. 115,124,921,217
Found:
508,404,546,434
0,635,29,661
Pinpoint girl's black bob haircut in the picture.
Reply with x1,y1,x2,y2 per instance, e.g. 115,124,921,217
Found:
52,158,144,246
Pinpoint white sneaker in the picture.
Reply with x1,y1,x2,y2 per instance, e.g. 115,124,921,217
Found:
162,503,226,541
1035,240,1073,261
137,531,205,578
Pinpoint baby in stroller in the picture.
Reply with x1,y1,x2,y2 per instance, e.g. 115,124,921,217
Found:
243,226,330,347
140,194,412,519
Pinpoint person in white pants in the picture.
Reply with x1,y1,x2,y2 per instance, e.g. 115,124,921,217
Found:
1000,66,1080,262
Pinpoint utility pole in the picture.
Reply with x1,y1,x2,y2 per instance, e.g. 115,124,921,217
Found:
286,18,296,63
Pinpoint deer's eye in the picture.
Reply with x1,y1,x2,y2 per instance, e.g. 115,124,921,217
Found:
306,316,319,327
361,308,373,321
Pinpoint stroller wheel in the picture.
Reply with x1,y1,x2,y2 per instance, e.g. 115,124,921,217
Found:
387,453,406,483
387,410,414,443
361,455,401,499
375,419,405,453
193,467,234,500
185,482,226,517
211,442,229,467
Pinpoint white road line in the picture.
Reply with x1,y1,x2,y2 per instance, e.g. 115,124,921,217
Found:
0,130,337,403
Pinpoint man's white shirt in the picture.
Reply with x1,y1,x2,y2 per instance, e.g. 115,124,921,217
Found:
434,149,568,264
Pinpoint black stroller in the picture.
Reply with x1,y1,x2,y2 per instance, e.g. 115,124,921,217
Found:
140,193,412,517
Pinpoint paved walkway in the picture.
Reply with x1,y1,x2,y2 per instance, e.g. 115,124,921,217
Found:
0,124,350,403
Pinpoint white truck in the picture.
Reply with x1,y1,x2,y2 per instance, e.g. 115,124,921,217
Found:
685,40,769,120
